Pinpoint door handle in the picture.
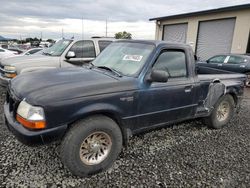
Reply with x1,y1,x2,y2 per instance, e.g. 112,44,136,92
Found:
217,64,223,66
184,85,193,93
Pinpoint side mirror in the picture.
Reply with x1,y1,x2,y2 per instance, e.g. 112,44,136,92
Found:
66,51,76,59
147,69,169,83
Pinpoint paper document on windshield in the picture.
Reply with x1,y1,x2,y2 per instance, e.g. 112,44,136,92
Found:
123,55,143,62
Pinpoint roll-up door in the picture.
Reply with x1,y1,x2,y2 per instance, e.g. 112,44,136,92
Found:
196,18,236,60
163,23,188,43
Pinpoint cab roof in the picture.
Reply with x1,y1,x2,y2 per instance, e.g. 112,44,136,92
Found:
115,39,191,48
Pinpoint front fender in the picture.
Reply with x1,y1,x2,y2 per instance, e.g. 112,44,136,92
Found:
67,103,131,145
71,103,124,124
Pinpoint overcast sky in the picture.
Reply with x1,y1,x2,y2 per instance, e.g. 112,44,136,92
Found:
0,0,250,40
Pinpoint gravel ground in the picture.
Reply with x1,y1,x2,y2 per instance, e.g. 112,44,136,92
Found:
0,86,250,187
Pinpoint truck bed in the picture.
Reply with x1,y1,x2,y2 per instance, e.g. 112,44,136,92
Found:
197,66,246,82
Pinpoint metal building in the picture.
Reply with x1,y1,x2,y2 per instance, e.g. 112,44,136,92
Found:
150,4,250,60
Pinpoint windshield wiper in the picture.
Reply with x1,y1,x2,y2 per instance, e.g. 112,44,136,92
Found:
42,52,52,56
96,66,122,77
89,62,95,68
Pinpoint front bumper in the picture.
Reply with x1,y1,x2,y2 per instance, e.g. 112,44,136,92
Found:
0,74,10,87
4,102,68,145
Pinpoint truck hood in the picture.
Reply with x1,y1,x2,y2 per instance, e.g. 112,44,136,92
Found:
10,67,136,105
0,55,59,73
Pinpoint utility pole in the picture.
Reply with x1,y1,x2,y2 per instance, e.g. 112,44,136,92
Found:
62,28,64,39
82,17,84,57
82,17,84,40
40,32,43,41
105,19,108,37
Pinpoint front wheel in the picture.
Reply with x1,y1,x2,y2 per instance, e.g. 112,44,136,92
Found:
203,95,235,129
246,73,250,87
60,115,123,177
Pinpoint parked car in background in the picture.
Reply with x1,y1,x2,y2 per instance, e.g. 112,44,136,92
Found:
196,54,250,86
20,48,43,56
0,38,114,86
8,48,24,55
4,40,246,177
0,47,18,60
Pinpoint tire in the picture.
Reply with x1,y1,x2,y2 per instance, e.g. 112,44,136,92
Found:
203,95,235,129
60,115,123,177
246,73,250,87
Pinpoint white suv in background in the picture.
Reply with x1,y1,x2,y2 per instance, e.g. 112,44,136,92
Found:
0,38,115,86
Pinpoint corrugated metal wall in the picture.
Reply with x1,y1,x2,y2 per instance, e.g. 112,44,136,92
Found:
196,18,236,60
163,23,188,43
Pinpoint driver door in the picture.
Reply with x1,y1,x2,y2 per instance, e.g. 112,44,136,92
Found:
135,49,197,129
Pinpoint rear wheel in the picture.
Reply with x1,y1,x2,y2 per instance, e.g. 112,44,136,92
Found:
204,95,235,129
60,115,123,177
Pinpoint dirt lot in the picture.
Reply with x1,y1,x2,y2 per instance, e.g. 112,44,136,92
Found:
0,87,250,187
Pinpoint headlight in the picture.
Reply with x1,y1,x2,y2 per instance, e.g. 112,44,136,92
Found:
4,65,16,71
16,100,46,129
4,66,17,78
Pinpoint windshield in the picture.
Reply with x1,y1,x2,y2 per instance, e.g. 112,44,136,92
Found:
92,42,155,76
42,40,72,56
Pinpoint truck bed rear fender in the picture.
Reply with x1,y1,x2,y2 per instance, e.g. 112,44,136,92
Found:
203,81,226,112
225,87,240,105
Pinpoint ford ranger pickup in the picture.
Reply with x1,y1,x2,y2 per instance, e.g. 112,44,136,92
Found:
4,40,246,177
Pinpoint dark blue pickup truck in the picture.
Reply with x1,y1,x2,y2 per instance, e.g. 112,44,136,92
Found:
4,40,246,177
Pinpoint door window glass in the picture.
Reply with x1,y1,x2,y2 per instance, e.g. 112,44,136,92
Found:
207,55,226,64
227,56,244,64
153,51,187,78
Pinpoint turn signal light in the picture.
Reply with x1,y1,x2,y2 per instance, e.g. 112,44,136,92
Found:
5,73,17,78
16,114,46,129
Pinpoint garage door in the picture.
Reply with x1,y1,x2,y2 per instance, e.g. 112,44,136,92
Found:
196,18,236,60
163,23,188,43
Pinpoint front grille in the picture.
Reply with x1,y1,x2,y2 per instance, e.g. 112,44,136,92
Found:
6,90,20,118
0,63,4,76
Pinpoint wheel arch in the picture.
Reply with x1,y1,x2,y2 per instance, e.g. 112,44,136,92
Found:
225,87,239,106
68,104,131,146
